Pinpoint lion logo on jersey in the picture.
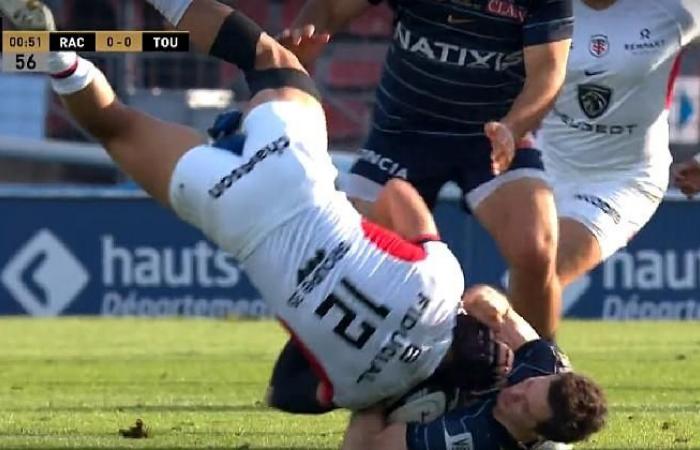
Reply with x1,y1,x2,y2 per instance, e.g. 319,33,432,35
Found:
577,84,612,119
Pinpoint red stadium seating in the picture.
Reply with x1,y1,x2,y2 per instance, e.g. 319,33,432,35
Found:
282,0,306,28
283,0,393,37
233,0,271,26
323,99,372,141
327,59,383,89
347,5,394,38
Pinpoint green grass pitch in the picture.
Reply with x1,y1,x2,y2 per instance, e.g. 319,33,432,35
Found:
0,319,698,449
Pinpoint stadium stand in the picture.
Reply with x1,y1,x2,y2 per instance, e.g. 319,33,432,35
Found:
1,0,698,181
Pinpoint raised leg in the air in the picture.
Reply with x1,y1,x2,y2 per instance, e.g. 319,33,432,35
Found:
47,52,204,206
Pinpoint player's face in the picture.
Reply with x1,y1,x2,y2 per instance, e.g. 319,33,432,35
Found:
494,375,555,430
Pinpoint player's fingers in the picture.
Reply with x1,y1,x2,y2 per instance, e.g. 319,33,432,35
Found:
491,148,509,175
484,121,499,137
301,24,316,38
493,342,513,379
289,28,305,45
277,29,296,46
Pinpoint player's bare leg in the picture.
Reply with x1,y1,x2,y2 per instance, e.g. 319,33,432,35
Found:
46,52,203,205
370,179,439,241
4,0,203,205
557,218,602,287
475,178,561,340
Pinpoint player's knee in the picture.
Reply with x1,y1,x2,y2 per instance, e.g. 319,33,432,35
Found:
507,228,556,273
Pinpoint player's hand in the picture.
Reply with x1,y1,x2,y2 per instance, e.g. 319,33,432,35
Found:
672,158,700,199
278,25,330,67
485,121,515,175
453,314,514,391
461,285,512,332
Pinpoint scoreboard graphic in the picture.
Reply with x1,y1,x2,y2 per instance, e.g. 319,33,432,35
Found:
0,18,189,73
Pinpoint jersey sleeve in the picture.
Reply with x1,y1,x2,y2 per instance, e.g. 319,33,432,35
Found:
674,0,700,45
405,405,500,450
523,0,574,47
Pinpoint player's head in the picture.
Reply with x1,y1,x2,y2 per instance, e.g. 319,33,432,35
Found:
495,372,607,444
442,314,513,391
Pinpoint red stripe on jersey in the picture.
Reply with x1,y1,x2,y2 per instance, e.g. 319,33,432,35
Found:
411,233,442,245
361,219,428,262
277,318,335,407
666,53,684,109
51,59,79,79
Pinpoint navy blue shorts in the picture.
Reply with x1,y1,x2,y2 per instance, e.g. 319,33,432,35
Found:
344,128,544,210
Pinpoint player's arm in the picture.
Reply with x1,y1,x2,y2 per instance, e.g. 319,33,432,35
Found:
501,0,573,139
341,408,409,450
500,39,571,140
461,285,540,351
282,0,380,65
344,402,494,450
673,153,700,198
369,179,440,243
487,0,573,173
145,0,306,73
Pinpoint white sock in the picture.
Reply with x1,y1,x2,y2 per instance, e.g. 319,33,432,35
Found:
48,52,97,95
145,0,194,26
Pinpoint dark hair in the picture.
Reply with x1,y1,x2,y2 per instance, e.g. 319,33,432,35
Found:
535,372,607,443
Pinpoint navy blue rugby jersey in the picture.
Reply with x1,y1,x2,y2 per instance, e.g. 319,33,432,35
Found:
406,339,565,450
370,0,573,136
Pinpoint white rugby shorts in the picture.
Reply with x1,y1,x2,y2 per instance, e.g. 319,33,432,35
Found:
168,100,336,260
551,175,665,259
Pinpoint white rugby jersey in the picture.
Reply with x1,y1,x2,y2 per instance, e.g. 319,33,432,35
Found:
170,101,464,410
244,199,464,409
538,0,700,184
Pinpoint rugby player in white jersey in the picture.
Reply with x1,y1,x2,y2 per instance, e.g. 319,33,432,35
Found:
1,0,514,412
536,0,700,338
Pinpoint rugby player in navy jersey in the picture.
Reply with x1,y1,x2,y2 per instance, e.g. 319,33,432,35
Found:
286,0,574,340
340,285,607,450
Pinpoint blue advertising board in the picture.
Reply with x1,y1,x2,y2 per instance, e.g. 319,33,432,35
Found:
434,197,700,321
0,187,699,319
0,188,265,317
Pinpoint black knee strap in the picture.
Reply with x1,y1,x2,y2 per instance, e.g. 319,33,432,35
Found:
210,10,262,71
245,68,321,101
